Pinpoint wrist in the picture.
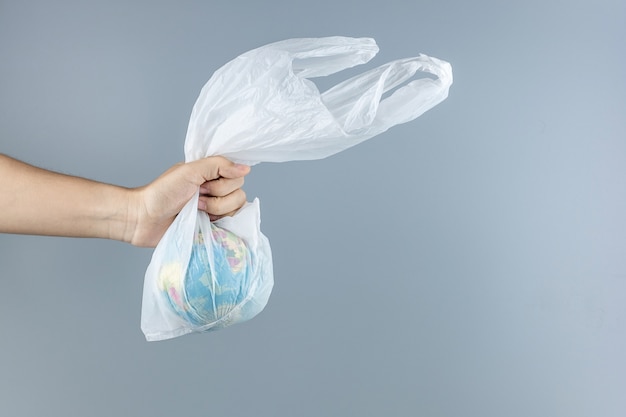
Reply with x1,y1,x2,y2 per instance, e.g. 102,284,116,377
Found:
122,186,167,248
116,187,142,245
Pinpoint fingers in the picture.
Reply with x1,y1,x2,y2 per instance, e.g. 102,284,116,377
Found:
199,176,244,197
189,156,250,220
198,188,247,221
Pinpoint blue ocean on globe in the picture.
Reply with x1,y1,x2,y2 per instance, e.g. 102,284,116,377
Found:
159,224,253,326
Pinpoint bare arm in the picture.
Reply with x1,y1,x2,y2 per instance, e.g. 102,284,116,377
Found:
0,154,250,247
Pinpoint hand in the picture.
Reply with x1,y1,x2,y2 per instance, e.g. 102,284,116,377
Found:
129,156,250,247
0,154,249,248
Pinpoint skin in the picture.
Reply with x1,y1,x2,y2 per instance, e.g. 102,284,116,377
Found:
0,154,250,248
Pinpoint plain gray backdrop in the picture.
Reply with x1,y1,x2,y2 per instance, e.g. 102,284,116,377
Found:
1,1,625,416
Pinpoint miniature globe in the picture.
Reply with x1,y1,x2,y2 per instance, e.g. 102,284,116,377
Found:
158,224,252,326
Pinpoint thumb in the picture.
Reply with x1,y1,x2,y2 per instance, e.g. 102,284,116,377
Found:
193,156,250,182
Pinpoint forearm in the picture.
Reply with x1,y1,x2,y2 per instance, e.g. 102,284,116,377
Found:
0,154,134,242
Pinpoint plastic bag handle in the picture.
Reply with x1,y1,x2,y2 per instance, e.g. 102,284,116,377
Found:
184,37,452,164
255,36,379,78
321,54,453,134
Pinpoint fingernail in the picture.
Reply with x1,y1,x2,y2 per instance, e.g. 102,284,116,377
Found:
198,199,207,211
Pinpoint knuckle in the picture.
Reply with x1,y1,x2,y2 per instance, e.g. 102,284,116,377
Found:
206,196,225,214
208,178,244,197
201,181,215,195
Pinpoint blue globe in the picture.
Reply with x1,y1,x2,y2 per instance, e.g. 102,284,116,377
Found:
159,224,252,326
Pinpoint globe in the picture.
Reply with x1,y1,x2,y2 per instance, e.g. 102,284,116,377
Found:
158,224,252,326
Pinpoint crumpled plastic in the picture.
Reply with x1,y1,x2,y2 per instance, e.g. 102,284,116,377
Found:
141,36,453,341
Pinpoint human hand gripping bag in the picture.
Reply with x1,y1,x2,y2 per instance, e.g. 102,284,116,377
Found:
141,36,453,341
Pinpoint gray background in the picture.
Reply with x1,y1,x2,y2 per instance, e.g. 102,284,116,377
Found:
1,1,624,416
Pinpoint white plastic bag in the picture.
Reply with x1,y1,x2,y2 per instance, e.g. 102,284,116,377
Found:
141,36,452,341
